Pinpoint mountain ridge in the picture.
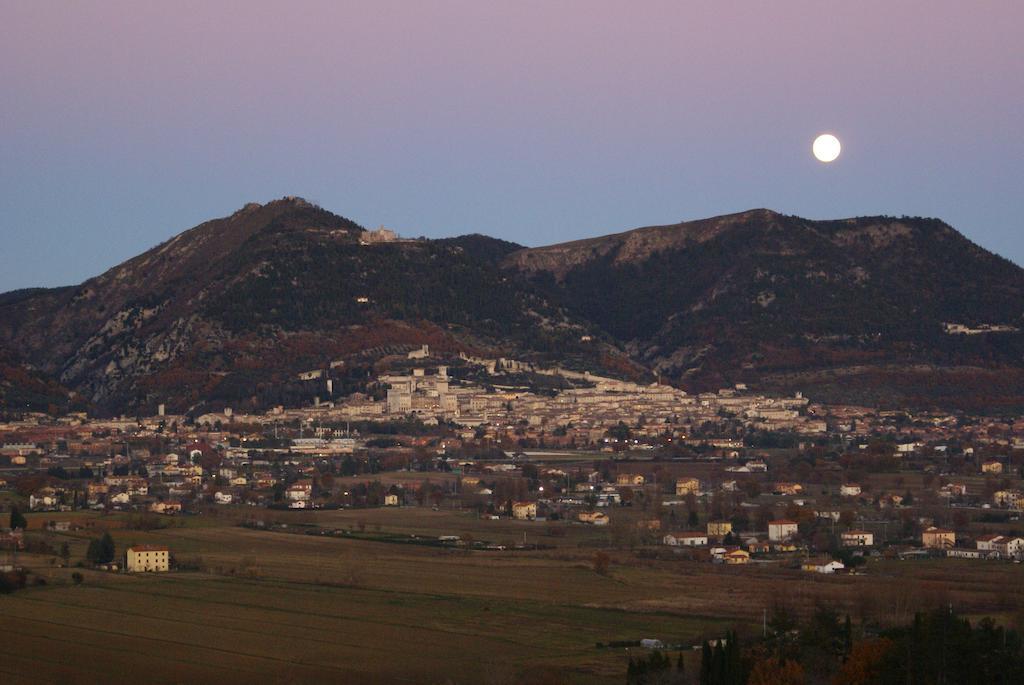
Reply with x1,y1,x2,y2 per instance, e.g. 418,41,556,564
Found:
2,198,1023,415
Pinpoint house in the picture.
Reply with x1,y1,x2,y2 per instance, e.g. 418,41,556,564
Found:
149,501,182,515
707,520,733,538
126,545,170,573
976,533,1003,552
747,539,771,554
977,534,1024,559
512,501,537,520
994,536,1024,559
616,473,645,486
768,519,799,542
802,558,845,574
879,493,905,508
578,511,609,526
86,482,109,504
841,530,874,547
993,490,1024,509
29,487,60,511
286,480,313,502
939,482,968,498
773,482,803,496
675,477,700,496
721,548,751,565
384,494,399,506
981,460,1003,474
840,484,862,497
214,491,233,505
663,532,708,547
922,527,955,549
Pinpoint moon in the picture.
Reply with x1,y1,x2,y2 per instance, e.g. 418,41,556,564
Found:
812,133,841,162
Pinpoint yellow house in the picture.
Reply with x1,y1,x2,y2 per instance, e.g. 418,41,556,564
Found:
707,520,733,538
922,527,955,549
675,477,700,496
126,545,170,573
578,511,609,526
981,460,1003,474
722,549,750,565
616,473,645,486
512,501,537,520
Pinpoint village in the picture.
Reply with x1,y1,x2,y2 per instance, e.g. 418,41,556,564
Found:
3,352,1024,578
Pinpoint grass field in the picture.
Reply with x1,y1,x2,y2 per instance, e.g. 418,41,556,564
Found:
4,507,1024,684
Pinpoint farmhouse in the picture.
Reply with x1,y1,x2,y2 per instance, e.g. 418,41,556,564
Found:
512,501,537,520
616,473,645,486
993,490,1023,509
841,530,874,547
578,511,609,526
922,527,955,550
802,558,845,574
721,548,750,565
149,501,182,515
768,519,799,542
707,520,733,538
663,532,708,547
675,477,700,496
126,545,170,573
977,534,1024,559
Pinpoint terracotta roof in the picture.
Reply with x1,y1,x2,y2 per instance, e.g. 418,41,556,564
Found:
127,545,169,552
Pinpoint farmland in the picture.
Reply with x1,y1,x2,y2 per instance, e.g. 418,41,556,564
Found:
4,507,1024,684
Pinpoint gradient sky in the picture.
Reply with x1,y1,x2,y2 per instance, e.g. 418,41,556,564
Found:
1,1,1021,292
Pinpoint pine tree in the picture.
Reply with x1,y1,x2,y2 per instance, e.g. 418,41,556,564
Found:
99,532,115,564
700,641,713,685
844,613,853,655
712,640,726,684
9,505,27,530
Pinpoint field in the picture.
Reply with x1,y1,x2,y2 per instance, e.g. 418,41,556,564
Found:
3,506,1024,684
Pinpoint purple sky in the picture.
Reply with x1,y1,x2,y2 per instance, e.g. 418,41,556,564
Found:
2,1,1022,292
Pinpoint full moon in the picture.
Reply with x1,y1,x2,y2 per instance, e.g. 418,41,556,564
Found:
812,133,841,162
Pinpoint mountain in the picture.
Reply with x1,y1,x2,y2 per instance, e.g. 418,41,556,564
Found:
506,209,1024,409
2,200,1023,416
0,198,618,415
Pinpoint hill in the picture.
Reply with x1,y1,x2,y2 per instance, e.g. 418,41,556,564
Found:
2,201,1023,415
506,209,1024,409
0,198,616,415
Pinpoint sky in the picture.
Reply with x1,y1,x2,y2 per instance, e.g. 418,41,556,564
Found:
1,1,1022,292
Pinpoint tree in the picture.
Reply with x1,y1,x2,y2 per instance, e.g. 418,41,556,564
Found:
832,638,894,685
71,572,84,585
748,658,804,685
701,641,713,685
86,532,115,565
60,541,71,566
9,506,27,530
